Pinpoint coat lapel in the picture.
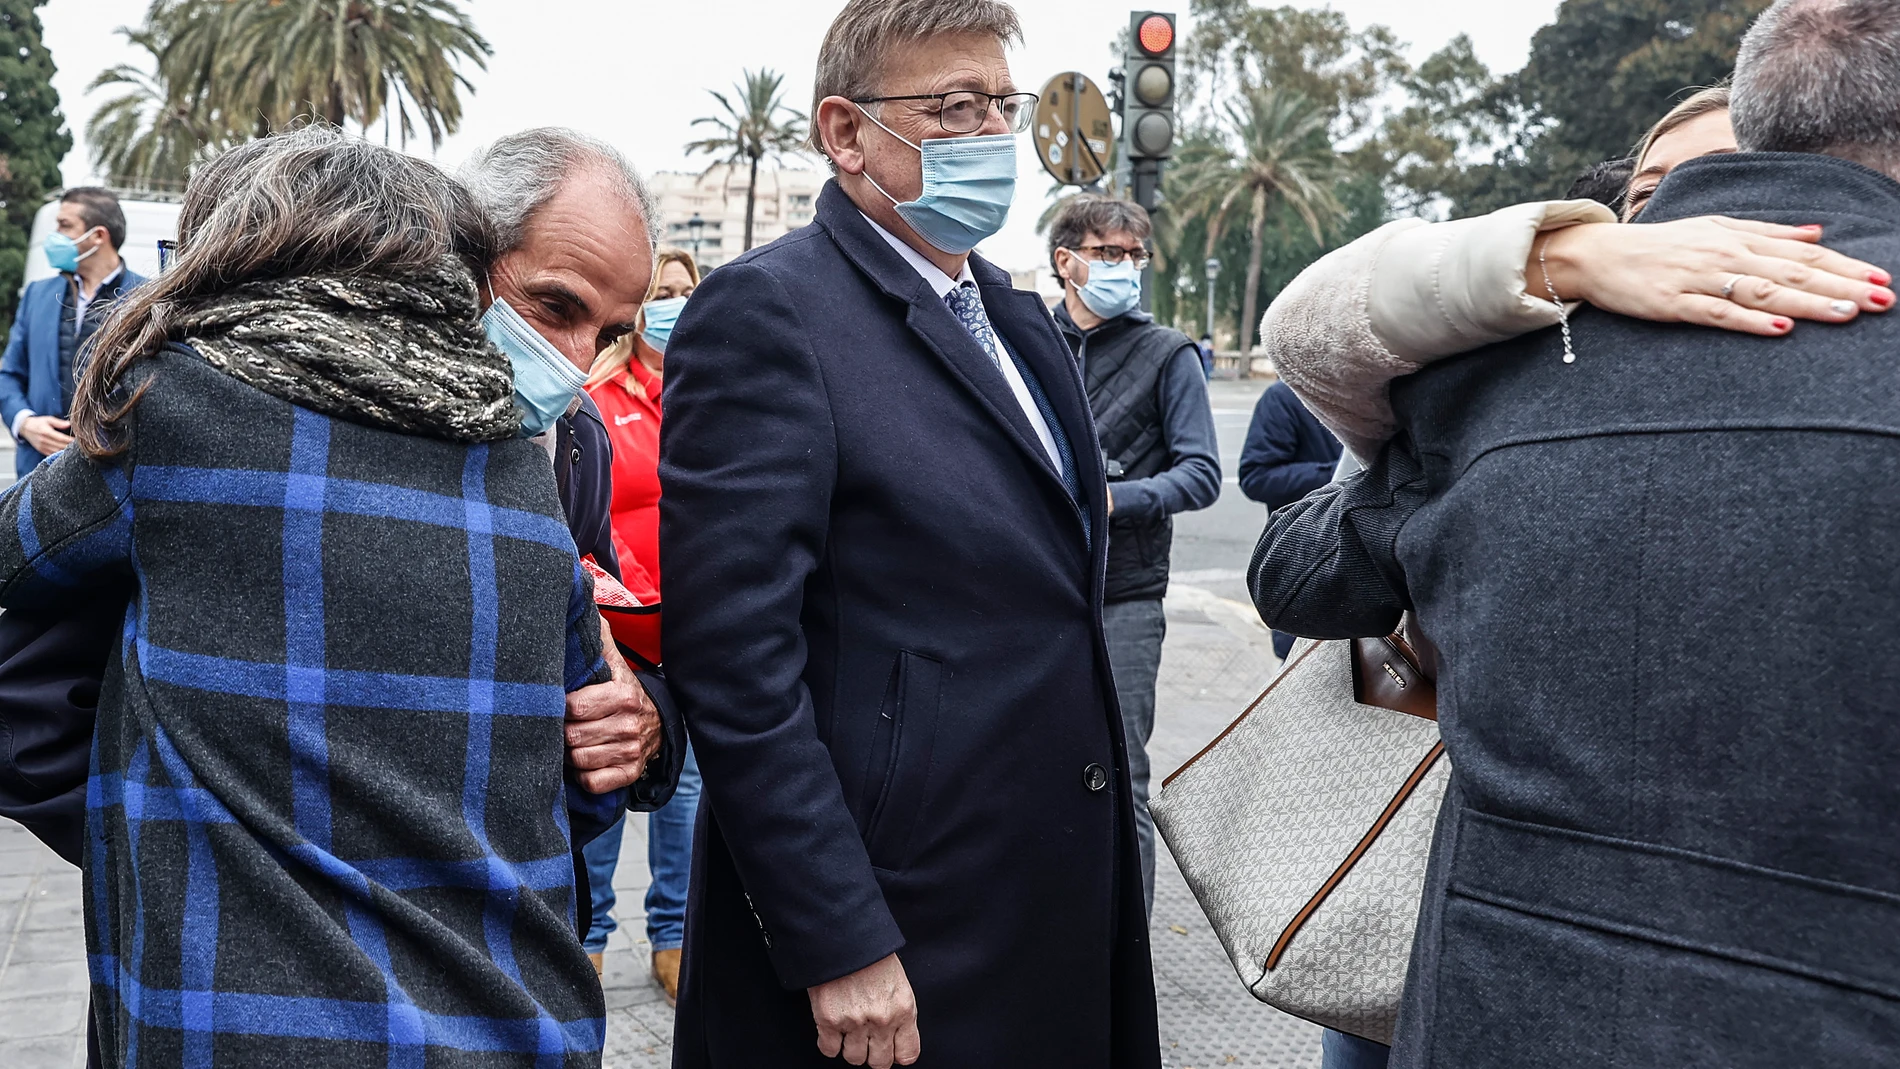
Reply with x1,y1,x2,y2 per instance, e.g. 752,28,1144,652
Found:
981,277,1109,538
815,183,1066,491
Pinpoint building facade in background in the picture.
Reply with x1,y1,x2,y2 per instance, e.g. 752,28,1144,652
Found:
650,164,822,270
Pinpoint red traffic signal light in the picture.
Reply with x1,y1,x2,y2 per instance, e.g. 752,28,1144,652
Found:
1137,13,1174,56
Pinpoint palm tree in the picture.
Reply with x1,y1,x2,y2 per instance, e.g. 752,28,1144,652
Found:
1171,88,1346,354
153,0,490,148
86,23,230,191
687,69,810,251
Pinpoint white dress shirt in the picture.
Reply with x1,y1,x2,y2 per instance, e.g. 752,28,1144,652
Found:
859,212,1063,471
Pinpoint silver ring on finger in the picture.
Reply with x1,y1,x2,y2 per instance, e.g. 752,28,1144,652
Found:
1720,274,1748,300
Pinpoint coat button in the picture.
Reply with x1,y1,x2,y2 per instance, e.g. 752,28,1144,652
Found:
570,447,583,466
1083,763,1108,792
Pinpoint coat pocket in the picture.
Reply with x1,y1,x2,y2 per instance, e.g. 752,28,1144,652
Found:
862,650,943,871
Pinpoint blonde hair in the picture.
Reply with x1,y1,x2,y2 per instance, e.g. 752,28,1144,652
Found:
586,245,702,388
1634,86,1732,172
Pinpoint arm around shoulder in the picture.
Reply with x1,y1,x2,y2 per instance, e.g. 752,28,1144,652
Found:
1265,200,1614,459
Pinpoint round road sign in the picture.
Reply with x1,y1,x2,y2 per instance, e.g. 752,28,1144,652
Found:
1032,72,1113,187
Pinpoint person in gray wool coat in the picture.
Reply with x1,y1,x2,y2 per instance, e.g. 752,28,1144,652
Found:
1251,2,1900,1065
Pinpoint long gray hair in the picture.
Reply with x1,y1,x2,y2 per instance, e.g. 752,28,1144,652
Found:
74,125,496,458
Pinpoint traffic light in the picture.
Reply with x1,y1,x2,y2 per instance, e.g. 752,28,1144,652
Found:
1122,12,1176,162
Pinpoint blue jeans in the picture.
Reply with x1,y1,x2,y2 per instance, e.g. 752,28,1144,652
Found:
1322,1029,1391,1069
644,743,701,950
581,813,625,953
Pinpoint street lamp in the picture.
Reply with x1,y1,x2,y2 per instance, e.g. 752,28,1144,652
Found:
1204,257,1221,347
687,212,706,261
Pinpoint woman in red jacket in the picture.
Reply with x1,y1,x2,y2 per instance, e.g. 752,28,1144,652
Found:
580,246,701,1000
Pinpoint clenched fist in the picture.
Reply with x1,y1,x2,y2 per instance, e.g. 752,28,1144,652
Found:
807,953,921,1068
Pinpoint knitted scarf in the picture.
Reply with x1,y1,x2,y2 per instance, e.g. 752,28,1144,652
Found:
175,258,520,443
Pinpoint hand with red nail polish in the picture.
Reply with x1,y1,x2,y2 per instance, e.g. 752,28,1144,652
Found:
1535,215,1891,339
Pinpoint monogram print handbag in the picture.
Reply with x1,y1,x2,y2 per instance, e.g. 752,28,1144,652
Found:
1150,632,1447,1045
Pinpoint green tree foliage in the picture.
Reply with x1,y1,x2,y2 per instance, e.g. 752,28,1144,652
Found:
86,25,221,192
1168,88,1346,354
1397,0,1771,215
1148,3,1402,346
687,69,809,252
198,0,490,146
88,0,491,191
0,0,72,327
1180,0,1406,136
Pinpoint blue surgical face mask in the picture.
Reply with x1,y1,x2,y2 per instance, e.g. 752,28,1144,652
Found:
642,296,688,353
43,230,99,275
482,292,586,438
1074,257,1142,319
858,106,1017,255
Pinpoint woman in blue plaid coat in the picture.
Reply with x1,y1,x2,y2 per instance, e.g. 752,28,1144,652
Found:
0,129,620,1067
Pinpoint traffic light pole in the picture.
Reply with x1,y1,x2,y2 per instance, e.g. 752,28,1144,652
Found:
1121,12,1175,314
1132,159,1162,312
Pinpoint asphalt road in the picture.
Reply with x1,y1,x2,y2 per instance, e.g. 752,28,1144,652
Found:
1174,377,1277,608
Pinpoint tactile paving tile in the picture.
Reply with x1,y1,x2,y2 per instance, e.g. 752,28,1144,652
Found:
1152,849,1325,1069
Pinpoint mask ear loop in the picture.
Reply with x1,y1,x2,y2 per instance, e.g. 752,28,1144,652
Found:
854,103,924,208
75,228,103,264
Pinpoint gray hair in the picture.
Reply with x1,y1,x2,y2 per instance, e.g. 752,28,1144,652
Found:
1046,194,1152,272
1731,0,1900,176
459,127,662,254
74,124,496,457
811,0,1024,156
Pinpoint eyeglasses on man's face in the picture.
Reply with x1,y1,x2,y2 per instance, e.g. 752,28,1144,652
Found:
1071,244,1151,270
852,91,1039,135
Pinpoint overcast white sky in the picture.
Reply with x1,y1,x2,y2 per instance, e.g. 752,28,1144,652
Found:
39,0,1559,272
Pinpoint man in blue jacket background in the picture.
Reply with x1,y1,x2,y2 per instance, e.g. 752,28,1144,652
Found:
0,187,146,477
1238,379,1343,659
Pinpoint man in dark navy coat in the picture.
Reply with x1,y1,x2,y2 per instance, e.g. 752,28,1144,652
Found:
658,2,1158,1066
1252,2,1900,1064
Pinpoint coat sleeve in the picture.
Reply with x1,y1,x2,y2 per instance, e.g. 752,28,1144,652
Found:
1237,385,1338,509
1247,437,1428,640
0,446,135,610
562,558,631,844
0,600,123,866
0,290,38,431
658,261,906,990
1265,200,1614,460
1106,343,1221,522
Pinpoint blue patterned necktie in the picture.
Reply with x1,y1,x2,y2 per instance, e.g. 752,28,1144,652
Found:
943,282,1006,368
942,283,1088,543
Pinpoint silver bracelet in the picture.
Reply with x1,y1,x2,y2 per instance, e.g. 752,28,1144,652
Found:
1537,234,1577,364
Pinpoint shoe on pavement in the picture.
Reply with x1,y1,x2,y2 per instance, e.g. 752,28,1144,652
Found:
588,952,604,977
652,948,681,1006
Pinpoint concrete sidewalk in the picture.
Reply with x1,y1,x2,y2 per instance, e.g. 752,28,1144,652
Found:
0,378,1330,1065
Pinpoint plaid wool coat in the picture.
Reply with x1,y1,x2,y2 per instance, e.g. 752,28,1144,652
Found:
0,346,617,1067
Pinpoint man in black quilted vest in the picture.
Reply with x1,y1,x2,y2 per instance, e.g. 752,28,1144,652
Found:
1050,195,1220,914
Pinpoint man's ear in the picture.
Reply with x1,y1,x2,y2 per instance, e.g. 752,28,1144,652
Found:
1053,247,1085,289
816,96,867,176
